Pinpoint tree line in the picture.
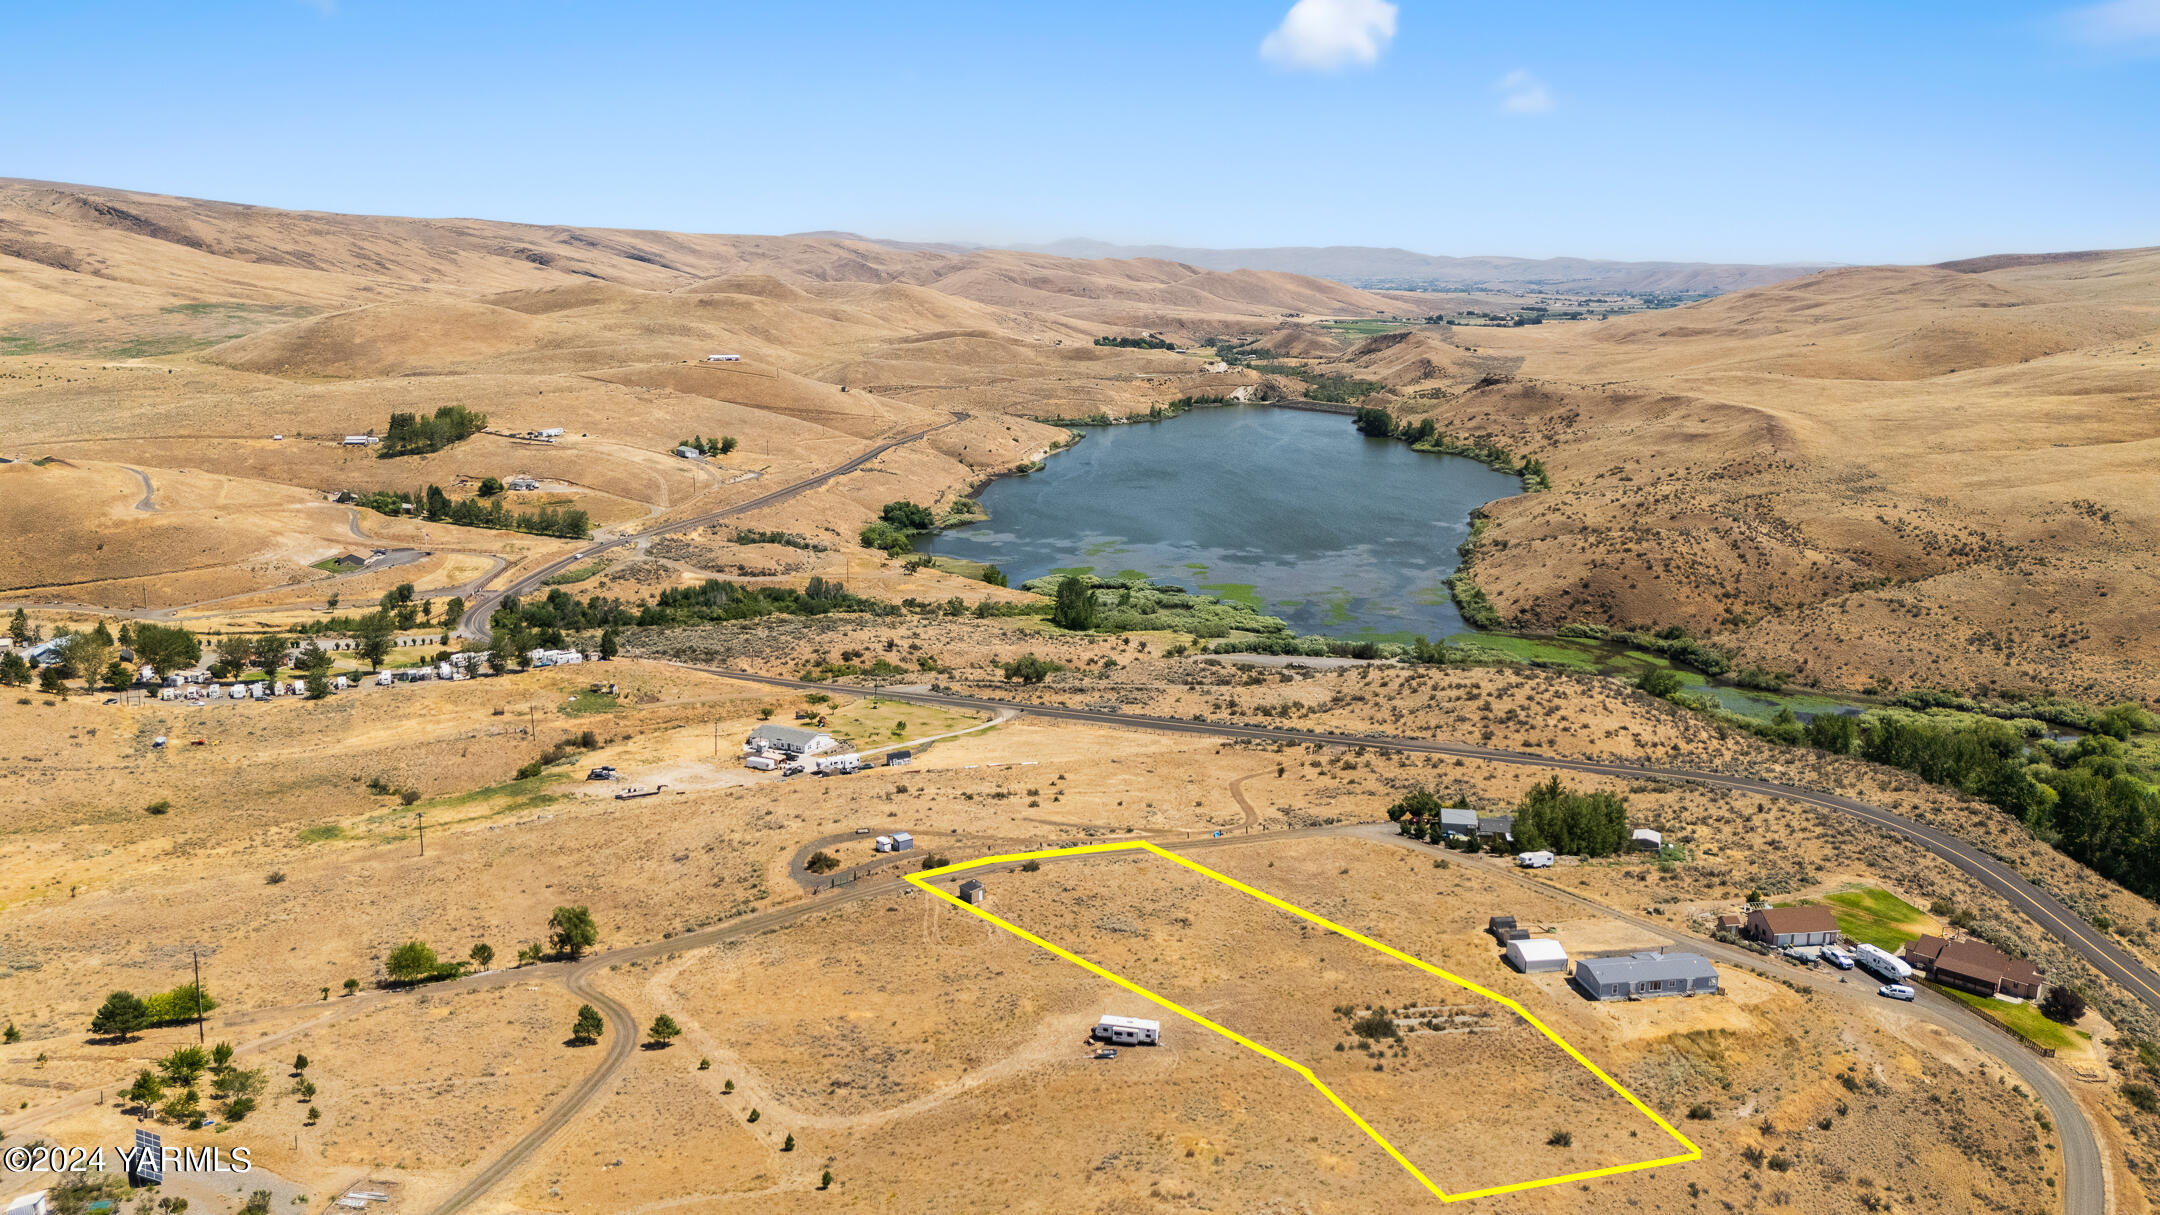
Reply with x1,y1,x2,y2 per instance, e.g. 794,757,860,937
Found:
378,404,487,457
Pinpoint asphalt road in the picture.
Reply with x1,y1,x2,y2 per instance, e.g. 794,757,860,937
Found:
453,414,968,641
688,667,2160,1024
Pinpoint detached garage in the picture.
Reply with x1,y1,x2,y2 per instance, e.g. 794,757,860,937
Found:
1505,938,1569,974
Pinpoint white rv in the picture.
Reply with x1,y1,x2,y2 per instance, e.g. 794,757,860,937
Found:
1093,1015,1161,1046
1516,850,1556,869
1855,943,1913,982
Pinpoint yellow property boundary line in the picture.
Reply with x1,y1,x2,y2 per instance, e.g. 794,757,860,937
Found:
908,840,1700,1203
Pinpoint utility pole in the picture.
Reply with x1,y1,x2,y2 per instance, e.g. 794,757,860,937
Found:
417,812,425,857
192,948,204,1043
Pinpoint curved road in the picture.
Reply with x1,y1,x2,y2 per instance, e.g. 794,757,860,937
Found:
454,414,969,641
1348,825,2104,1215
685,667,2160,1022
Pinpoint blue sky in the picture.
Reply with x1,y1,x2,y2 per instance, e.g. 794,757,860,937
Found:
3,1,2155,263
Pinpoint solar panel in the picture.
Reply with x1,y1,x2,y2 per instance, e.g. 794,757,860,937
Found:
131,1128,164,1183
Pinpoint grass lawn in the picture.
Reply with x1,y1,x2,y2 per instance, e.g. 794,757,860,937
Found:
1822,887,1932,950
825,697,983,748
559,689,621,716
1929,983,2080,1052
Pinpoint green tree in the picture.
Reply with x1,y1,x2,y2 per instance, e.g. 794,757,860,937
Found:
91,991,150,1041
469,942,494,970
820,1170,834,1190
2,1022,17,1043
161,1086,203,1126
858,521,912,554
478,476,504,496
0,651,28,686
305,668,331,700
599,627,620,660
1806,711,1857,755
570,1004,604,1045
292,1052,310,1073
342,978,359,996
124,1068,166,1113
38,665,70,698
254,634,289,675
648,1014,682,1046
8,607,29,646
355,611,396,670
981,565,1007,588
1512,776,1630,857
213,632,253,676
1050,576,1098,631
159,1046,209,1086
782,1133,795,1151
879,500,935,531
210,1041,235,1071
385,940,442,983
2039,984,2087,1024
548,905,599,959
1635,668,1683,699
103,660,132,691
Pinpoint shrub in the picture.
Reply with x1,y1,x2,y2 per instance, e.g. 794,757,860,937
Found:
2039,984,2087,1024
2123,1082,2157,1114
1546,1130,1572,1147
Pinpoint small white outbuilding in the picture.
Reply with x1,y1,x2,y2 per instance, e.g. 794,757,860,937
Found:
1505,938,1570,975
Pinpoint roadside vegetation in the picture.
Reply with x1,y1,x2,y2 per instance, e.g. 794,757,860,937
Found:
351,484,590,538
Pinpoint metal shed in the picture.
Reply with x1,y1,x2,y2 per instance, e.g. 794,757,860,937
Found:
1505,938,1570,974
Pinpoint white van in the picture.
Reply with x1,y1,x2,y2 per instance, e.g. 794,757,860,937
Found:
1878,984,1916,1001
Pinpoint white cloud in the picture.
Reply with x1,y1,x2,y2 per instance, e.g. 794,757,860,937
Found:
1497,69,1554,114
1259,0,1399,72
2062,0,2160,44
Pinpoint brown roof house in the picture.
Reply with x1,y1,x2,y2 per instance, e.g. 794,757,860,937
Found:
1744,905,1839,948
1902,935,2043,999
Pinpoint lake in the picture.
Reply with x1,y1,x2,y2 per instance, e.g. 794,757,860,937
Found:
919,405,1525,640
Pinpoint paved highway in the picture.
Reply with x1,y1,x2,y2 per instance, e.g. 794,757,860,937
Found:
454,415,968,641
687,666,2160,1024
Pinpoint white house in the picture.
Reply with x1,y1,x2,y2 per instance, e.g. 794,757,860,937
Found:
1505,938,1570,975
676,446,702,459
746,724,837,757
527,648,583,668
1094,1015,1160,1045
506,475,540,491
705,353,741,362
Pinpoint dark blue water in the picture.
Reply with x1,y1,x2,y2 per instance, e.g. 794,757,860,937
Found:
920,406,1523,639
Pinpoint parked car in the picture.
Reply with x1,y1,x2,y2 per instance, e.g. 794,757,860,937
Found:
1878,983,1916,1001
1093,1048,1118,1060
1820,945,1855,970
585,766,619,781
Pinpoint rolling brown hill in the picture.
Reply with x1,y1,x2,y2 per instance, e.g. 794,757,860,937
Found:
1329,248,2160,700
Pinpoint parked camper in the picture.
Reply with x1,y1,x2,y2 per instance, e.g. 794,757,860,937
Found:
1516,850,1555,869
744,755,777,771
874,835,895,852
437,661,454,679
1855,943,1913,982
229,684,249,700
814,753,862,776
376,672,393,686
1093,1015,1160,1046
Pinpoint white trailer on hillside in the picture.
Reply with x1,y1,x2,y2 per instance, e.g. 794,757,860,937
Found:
1856,943,1913,982
1093,1015,1160,1046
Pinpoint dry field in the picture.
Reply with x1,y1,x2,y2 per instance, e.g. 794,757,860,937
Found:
0,652,2136,1213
